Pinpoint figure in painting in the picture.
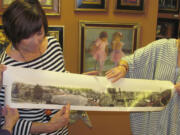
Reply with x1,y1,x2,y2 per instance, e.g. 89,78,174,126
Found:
110,32,125,67
89,31,108,75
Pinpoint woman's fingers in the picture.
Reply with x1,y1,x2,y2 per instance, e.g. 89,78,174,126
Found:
105,66,127,82
82,71,99,75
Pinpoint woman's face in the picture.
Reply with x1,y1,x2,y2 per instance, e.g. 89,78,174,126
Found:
17,27,45,52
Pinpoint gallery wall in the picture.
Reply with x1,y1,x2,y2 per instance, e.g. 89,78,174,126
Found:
47,0,158,74
0,0,159,135
48,1,158,135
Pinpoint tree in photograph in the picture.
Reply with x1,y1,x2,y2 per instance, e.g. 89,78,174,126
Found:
33,85,44,103
12,83,20,98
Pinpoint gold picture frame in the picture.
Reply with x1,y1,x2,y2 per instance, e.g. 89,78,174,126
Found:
79,21,140,74
39,0,61,16
75,0,107,11
159,0,179,13
48,25,64,51
0,0,60,16
0,0,15,15
114,0,145,13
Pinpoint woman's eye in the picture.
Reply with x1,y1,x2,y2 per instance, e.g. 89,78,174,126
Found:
37,31,42,35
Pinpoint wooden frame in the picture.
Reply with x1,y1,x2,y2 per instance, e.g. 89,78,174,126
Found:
114,0,145,13
159,0,179,13
0,0,14,15
79,21,140,74
0,25,8,54
39,0,61,16
48,26,64,51
75,0,107,11
156,19,179,39
0,0,60,16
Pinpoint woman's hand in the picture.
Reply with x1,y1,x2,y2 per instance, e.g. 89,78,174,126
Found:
82,70,99,76
174,82,180,95
2,106,19,133
46,104,70,133
105,65,127,83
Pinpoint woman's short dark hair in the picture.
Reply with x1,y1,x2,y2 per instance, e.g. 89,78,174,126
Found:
2,0,48,48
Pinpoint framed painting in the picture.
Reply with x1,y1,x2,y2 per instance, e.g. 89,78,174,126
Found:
114,0,145,13
39,0,60,16
48,26,64,51
75,0,107,11
156,19,179,40
0,25,9,54
79,21,140,75
0,0,15,15
159,0,179,13
0,0,60,16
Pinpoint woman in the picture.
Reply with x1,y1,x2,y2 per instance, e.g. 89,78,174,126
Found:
106,38,180,135
0,0,70,135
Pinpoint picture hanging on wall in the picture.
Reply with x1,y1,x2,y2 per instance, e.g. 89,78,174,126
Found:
48,26,64,51
39,0,61,16
114,0,145,13
158,0,179,13
0,25,9,54
156,19,179,40
0,0,14,15
79,21,140,75
75,0,107,11
0,0,60,16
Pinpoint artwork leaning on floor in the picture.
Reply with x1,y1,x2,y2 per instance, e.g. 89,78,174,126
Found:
79,21,140,75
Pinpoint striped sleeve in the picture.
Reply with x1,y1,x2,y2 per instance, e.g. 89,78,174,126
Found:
122,39,167,79
13,119,32,135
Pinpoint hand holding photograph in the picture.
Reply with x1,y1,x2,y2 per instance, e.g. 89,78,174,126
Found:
3,66,174,112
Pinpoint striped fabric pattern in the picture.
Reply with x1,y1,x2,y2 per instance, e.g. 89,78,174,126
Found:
122,38,180,135
0,36,68,135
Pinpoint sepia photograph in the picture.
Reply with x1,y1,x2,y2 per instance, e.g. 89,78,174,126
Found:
3,66,174,112
11,82,172,108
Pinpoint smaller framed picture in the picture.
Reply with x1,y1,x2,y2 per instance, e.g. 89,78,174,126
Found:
0,25,9,54
156,19,179,40
159,0,179,13
48,26,64,51
0,0,60,16
114,0,144,13
75,0,107,11
38,0,60,16
0,0,15,15
79,21,140,75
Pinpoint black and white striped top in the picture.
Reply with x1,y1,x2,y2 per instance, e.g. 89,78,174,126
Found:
0,36,68,135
